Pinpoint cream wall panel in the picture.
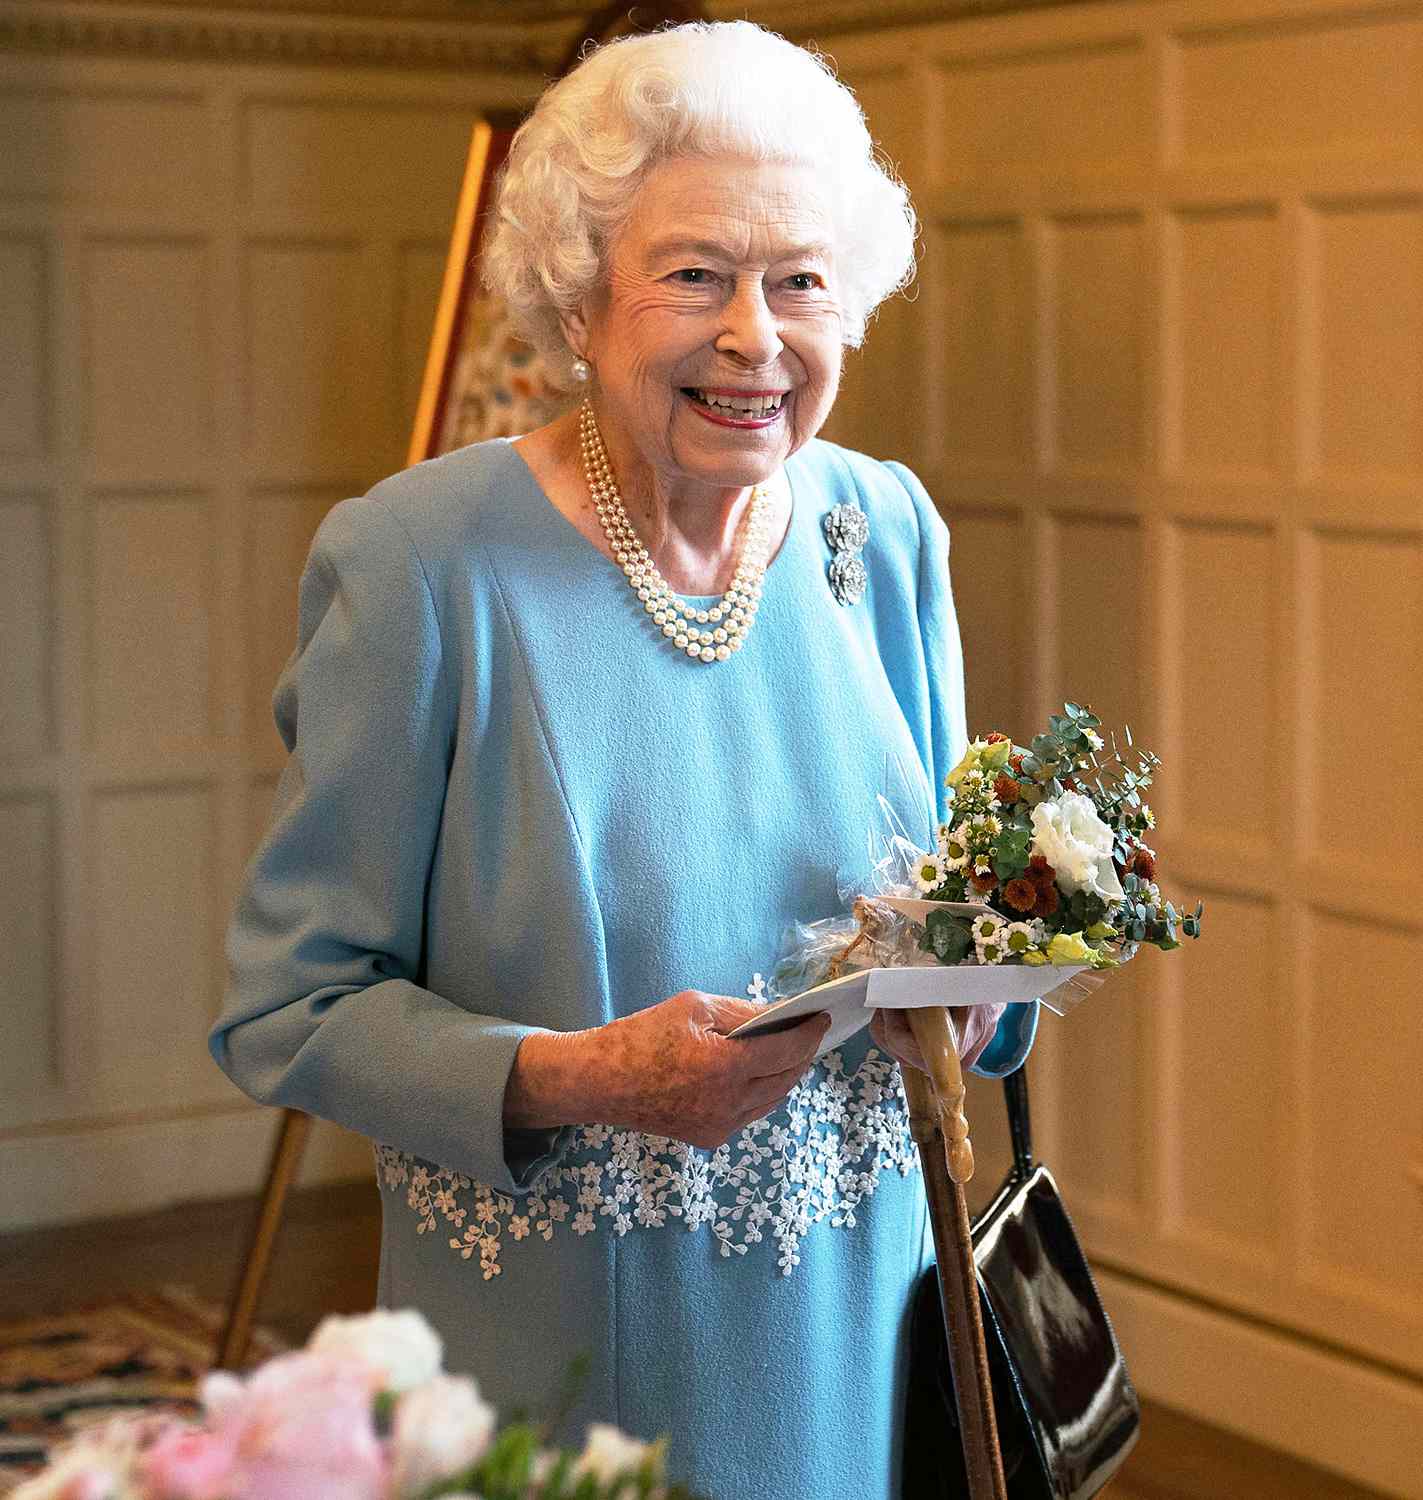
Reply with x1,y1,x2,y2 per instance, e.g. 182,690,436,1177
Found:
934,221,1033,467
1050,215,1146,471
242,100,481,236
830,293,923,467
0,88,209,208
1165,890,1280,1256
825,68,928,468
398,242,449,435
0,1108,376,1234
0,38,537,1233
0,795,59,1121
1048,513,1147,737
88,785,222,1110
245,491,338,759
88,495,214,752
1310,199,1423,479
944,509,1027,738
1169,207,1278,478
1101,1267,1423,1500
842,67,921,184
1171,521,1274,853
1049,961,1148,1223
1307,531,1421,868
83,238,212,480
1302,915,1423,1342
246,241,378,483
0,497,54,760
1175,11,1423,164
0,234,50,456
935,42,1148,181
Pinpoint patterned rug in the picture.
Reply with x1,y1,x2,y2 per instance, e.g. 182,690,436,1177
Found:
0,1286,285,1493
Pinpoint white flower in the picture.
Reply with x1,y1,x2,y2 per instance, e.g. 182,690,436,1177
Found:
1003,921,1035,957
971,912,1004,944
976,934,1009,965
1030,793,1124,902
939,821,971,871
912,850,948,893
1085,728,1104,750
309,1308,443,1393
574,1423,658,1484
390,1373,496,1498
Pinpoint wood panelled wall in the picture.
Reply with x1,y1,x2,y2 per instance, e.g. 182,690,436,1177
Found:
0,43,537,1226
821,2,1421,1494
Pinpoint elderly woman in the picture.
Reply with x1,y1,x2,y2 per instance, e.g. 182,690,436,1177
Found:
212,21,1036,1499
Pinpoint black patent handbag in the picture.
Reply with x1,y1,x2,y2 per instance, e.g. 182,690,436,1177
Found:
902,1067,1141,1500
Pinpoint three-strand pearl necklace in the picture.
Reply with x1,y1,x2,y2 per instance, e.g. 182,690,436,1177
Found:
578,400,772,664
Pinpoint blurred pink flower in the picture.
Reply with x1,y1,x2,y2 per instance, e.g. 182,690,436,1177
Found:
139,1425,238,1499
185,1352,387,1500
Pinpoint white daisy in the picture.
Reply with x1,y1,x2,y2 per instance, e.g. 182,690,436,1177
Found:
940,822,971,871
976,934,1009,965
912,850,949,894
971,911,1004,945
1003,921,1035,957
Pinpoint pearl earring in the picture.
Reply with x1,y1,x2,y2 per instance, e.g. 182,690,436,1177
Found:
570,356,591,383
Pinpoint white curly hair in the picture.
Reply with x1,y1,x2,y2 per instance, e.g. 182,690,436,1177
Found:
482,20,917,385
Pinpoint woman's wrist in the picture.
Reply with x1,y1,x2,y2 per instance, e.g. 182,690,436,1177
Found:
504,1028,595,1130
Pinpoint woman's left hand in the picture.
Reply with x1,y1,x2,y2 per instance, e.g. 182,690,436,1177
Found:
869,1004,1003,1073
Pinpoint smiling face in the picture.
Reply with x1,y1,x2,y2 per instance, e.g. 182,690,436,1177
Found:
566,155,846,501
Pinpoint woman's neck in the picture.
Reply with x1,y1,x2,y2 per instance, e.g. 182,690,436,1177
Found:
518,405,789,597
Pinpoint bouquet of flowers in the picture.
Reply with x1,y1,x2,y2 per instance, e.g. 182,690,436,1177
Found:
15,1309,698,1500
907,702,1201,974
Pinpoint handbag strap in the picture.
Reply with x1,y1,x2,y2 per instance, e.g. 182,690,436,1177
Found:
1003,1064,1034,1179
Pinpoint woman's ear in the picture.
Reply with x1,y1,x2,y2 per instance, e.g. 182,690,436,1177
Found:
558,304,590,362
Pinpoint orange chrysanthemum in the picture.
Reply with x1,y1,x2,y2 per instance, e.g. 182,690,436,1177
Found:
1131,849,1157,882
1026,854,1056,888
986,731,1010,744
1032,882,1060,918
970,870,999,894
1002,878,1038,913
1009,752,1025,774
993,773,1022,804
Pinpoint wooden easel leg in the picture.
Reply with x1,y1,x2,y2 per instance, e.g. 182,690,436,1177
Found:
214,1107,311,1370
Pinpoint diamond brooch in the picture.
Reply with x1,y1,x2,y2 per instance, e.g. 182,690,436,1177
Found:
822,501,869,606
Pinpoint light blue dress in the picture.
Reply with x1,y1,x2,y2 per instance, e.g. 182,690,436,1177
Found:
210,436,1037,1500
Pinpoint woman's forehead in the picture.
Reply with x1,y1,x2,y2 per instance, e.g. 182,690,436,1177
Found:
616,159,836,263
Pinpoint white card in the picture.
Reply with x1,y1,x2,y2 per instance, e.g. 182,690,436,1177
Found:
726,962,1090,1059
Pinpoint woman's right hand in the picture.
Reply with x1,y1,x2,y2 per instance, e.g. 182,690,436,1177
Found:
507,992,830,1150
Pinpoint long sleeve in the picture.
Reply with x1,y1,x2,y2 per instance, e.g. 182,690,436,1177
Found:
209,494,567,1194
887,459,1039,1080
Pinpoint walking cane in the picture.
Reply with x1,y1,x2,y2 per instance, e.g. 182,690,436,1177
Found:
904,1006,1007,1500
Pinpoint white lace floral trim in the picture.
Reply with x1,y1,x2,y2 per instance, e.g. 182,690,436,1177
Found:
374,1040,918,1282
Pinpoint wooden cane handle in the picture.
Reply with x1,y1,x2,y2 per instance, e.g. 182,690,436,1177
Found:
906,1006,974,1184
